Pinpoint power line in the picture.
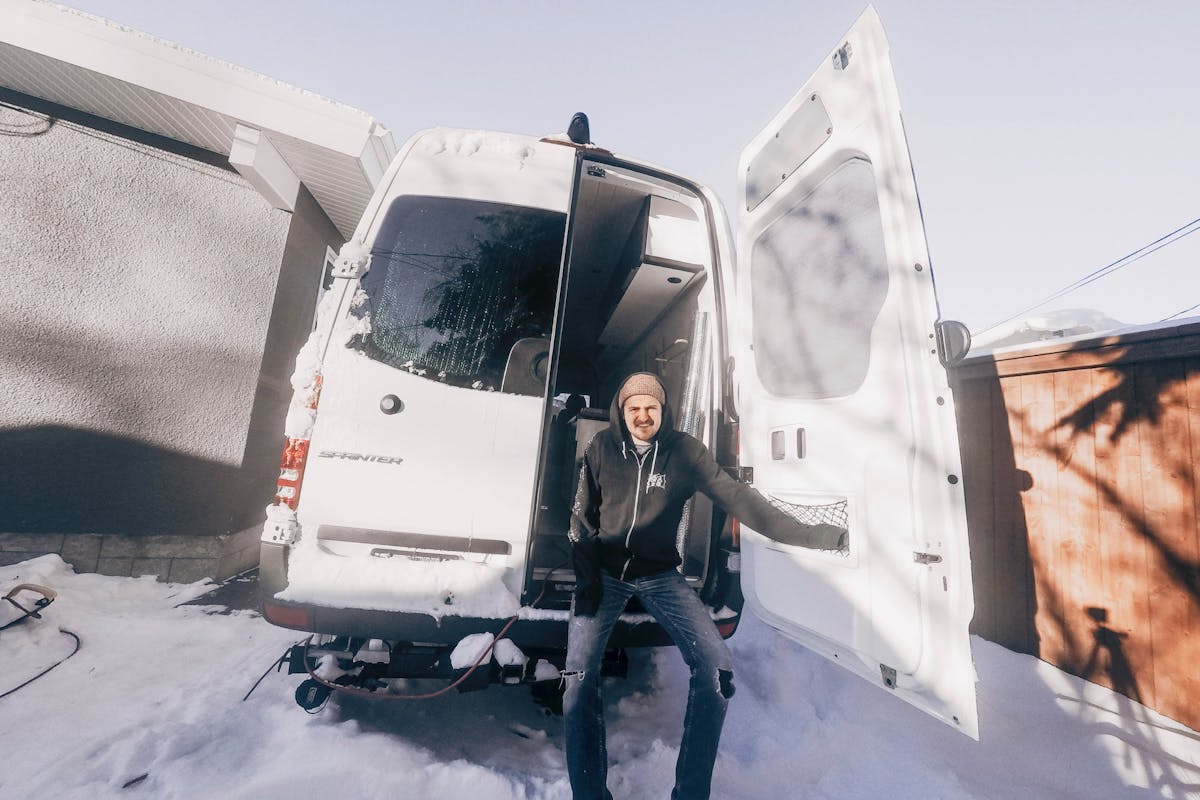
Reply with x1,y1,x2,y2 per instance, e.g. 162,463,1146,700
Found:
1062,224,1200,296
975,215,1200,335
1161,302,1200,322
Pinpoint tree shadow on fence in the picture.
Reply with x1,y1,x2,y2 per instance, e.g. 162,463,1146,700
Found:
953,341,1200,796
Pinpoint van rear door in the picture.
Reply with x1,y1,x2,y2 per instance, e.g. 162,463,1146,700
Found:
291,134,574,610
731,7,978,738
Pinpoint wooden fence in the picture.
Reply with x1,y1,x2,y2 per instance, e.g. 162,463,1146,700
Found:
952,320,1200,732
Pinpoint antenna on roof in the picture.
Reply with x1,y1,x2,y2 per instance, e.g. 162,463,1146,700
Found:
567,112,590,145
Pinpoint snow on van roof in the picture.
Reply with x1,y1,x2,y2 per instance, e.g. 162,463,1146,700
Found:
416,129,539,166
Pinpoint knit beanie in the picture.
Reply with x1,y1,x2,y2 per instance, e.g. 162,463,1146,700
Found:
618,373,666,409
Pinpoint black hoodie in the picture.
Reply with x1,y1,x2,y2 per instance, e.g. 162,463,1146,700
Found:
568,372,845,613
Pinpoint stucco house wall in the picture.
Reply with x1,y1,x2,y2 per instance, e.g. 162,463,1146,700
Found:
0,90,342,580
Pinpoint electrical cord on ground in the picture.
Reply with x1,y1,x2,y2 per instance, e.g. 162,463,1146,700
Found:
0,628,81,700
0,584,83,700
241,641,303,702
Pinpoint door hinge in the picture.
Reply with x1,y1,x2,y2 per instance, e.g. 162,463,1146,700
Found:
738,466,754,484
832,42,852,70
586,165,606,178
913,551,943,565
880,663,897,689
331,251,369,280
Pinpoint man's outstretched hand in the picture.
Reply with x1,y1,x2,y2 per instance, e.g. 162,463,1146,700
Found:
768,521,848,551
807,523,849,552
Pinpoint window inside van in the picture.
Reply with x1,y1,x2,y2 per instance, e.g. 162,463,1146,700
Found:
750,159,888,398
356,195,566,395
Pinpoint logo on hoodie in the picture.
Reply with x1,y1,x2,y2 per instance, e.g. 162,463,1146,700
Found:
646,472,666,491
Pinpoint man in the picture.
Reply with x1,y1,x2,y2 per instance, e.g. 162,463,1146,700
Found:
564,371,846,800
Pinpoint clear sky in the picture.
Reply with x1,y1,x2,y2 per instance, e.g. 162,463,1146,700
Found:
60,0,1200,334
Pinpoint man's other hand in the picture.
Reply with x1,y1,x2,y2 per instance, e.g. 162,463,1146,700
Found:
571,540,604,617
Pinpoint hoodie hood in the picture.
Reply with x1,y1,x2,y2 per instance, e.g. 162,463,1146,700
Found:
609,371,676,447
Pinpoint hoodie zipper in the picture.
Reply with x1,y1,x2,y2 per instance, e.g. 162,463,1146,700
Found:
647,440,658,488
619,446,653,581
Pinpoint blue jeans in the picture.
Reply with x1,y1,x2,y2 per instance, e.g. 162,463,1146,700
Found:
563,570,734,800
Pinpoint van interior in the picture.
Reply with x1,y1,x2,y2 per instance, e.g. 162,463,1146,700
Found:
524,160,721,607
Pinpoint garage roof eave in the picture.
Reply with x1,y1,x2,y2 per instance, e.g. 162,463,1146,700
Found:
0,1,397,237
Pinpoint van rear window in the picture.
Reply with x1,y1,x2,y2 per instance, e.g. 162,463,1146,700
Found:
356,196,565,395
749,159,888,398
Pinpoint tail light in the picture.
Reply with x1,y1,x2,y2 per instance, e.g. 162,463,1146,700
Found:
274,438,311,509
730,518,741,549
263,600,313,630
272,375,323,510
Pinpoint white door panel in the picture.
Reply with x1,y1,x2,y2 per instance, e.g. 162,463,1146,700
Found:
300,355,542,550
734,7,978,738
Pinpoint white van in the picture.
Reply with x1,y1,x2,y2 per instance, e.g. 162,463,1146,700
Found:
260,7,978,737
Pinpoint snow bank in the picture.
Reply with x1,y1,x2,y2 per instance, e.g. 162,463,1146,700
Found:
3,555,1197,799
0,555,538,800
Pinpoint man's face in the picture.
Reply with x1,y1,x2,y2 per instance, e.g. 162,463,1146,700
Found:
623,394,662,443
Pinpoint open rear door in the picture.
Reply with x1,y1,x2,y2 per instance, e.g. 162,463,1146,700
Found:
733,7,978,738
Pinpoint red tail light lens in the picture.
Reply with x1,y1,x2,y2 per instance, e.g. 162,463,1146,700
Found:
273,374,322,510
731,518,741,549
274,437,311,509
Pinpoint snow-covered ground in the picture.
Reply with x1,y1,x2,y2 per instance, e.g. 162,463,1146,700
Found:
1,554,1197,799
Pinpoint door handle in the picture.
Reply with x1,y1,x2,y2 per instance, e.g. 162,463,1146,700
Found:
770,427,806,460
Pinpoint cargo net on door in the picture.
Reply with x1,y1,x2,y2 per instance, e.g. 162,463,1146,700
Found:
764,496,849,529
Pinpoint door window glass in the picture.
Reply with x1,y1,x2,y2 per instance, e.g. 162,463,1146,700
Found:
356,195,566,395
750,159,888,398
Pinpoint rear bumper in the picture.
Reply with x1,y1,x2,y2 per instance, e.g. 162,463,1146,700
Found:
259,542,740,649
261,596,723,649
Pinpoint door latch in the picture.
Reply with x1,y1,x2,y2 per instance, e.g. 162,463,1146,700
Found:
913,551,943,565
